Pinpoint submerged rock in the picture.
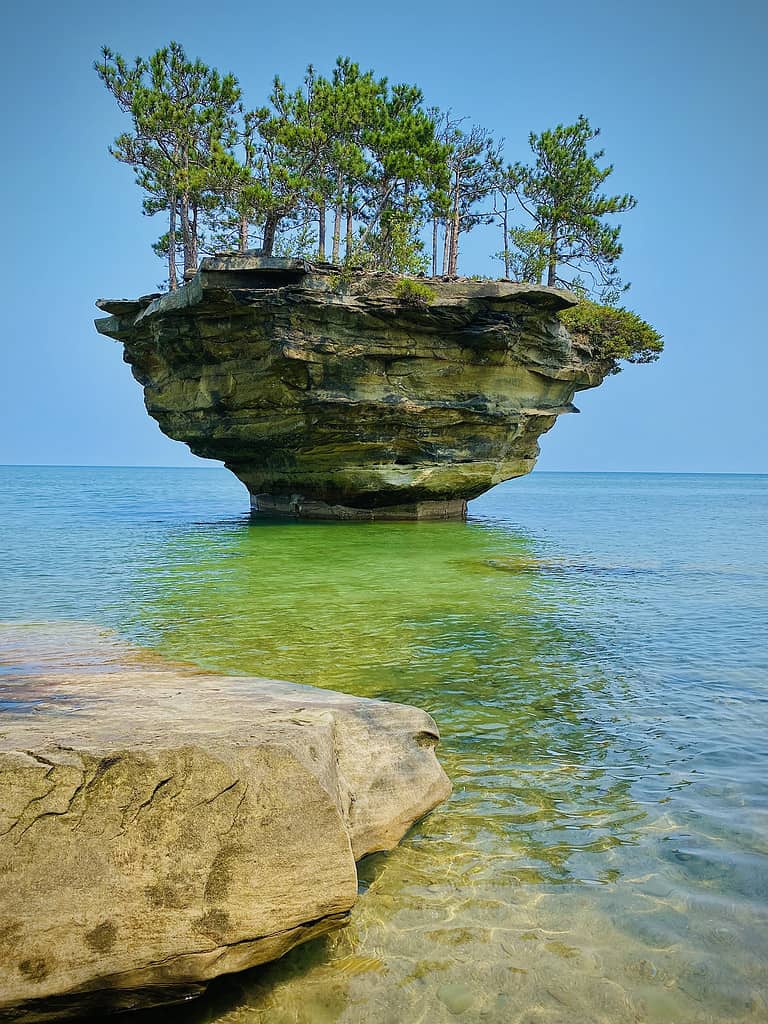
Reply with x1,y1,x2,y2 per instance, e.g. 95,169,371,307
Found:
0,631,450,1021
95,257,612,519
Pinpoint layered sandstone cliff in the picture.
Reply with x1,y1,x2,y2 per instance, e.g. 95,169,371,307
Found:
96,257,612,519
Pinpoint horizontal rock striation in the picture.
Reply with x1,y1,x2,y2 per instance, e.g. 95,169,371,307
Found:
95,257,611,519
0,626,450,1021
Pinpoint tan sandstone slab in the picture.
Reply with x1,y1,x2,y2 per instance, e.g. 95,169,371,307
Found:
0,625,451,1021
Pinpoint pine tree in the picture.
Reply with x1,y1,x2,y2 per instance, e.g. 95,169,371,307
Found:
315,60,374,263
508,115,636,298
354,82,449,270
439,123,500,276
96,42,241,286
97,48,641,300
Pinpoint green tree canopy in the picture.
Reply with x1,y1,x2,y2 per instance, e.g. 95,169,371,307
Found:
96,48,647,320
507,115,636,299
96,41,241,288
199,58,448,270
435,120,500,277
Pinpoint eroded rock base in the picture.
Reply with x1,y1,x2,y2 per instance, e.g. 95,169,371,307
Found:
251,493,468,521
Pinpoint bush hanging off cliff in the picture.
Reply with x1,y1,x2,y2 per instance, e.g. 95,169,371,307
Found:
559,300,663,374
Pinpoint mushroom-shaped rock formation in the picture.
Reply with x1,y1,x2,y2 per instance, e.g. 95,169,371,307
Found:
96,257,611,519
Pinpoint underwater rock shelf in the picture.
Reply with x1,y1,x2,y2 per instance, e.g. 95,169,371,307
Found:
96,257,611,520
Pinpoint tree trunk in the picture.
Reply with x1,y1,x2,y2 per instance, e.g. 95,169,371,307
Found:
449,226,459,277
168,197,178,292
262,212,280,256
191,202,198,269
179,146,195,278
441,219,450,276
180,193,195,277
432,217,438,277
239,213,249,253
356,183,394,252
331,172,343,264
547,227,558,287
344,188,354,260
448,170,461,277
318,203,326,260
502,195,510,280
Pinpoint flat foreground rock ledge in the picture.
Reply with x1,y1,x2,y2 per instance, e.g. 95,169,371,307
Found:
0,633,451,1021
95,257,612,520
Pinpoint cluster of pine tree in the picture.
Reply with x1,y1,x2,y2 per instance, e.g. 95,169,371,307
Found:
96,44,637,301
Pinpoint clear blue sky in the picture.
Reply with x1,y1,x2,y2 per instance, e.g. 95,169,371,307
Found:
2,0,766,471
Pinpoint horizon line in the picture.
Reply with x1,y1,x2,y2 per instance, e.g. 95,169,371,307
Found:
1,464,767,477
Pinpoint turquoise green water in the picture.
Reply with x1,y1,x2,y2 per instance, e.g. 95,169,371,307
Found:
1,467,767,1022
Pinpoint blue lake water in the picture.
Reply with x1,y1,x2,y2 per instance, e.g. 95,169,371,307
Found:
1,467,766,1023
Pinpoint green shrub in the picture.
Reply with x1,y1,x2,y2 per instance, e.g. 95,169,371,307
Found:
559,299,663,373
394,278,437,308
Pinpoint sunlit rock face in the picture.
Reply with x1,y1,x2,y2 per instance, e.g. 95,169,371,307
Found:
96,257,610,519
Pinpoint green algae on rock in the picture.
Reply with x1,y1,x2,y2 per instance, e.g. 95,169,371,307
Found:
95,257,615,520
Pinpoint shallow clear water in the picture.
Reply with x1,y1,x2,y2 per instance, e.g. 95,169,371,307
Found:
1,466,767,1023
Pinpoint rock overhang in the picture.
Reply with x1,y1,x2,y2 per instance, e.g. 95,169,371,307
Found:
95,257,609,519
